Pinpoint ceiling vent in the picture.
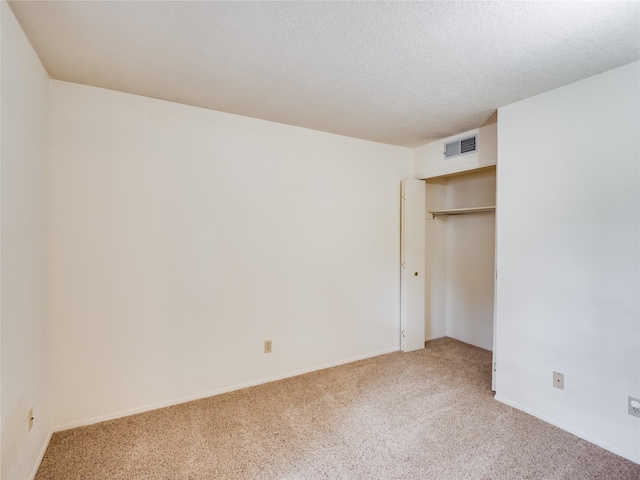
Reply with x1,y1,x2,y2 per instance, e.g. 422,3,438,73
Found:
444,135,477,159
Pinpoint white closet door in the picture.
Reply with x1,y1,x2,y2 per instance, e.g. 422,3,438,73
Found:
401,179,425,352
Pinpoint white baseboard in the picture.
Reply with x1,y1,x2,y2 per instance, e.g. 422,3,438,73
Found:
425,333,446,342
29,428,53,480
54,347,399,432
494,395,640,465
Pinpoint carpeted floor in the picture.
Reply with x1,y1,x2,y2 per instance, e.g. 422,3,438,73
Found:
36,337,640,479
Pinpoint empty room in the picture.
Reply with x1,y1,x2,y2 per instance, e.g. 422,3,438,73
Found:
1,1,639,479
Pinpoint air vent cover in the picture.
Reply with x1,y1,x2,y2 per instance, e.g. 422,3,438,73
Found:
444,135,477,159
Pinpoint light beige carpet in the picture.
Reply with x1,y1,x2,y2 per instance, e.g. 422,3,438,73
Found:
36,338,640,479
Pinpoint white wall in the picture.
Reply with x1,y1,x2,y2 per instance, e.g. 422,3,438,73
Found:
413,123,497,179
495,61,640,462
1,2,52,479
48,80,411,429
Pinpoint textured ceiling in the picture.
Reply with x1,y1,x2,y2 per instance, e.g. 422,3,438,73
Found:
8,1,640,147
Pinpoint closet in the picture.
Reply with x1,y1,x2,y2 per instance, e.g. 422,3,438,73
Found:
412,122,497,385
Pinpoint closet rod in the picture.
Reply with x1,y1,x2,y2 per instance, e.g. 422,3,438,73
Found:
428,206,496,219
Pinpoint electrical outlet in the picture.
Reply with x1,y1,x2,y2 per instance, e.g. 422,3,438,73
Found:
264,340,272,354
553,371,564,390
28,407,34,431
629,396,640,418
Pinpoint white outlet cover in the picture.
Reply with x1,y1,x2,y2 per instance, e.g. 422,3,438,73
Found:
553,371,564,390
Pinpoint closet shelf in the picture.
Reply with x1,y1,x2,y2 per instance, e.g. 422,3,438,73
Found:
428,206,496,218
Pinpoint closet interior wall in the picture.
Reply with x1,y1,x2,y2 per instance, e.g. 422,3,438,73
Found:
425,168,496,350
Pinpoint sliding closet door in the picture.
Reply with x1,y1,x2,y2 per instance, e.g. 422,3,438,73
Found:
401,179,425,352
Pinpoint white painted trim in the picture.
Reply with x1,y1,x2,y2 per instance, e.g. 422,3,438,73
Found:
495,395,640,465
413,157,497,180
54,347,399,432
29,428,53,480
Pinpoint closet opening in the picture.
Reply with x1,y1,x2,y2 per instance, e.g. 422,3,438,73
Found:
406,122,498,388
424,166,497,388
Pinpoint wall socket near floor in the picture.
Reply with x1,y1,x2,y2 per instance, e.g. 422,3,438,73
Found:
28,407,34,431
264,340,272,354
553,371,564,390
629,396,640,418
